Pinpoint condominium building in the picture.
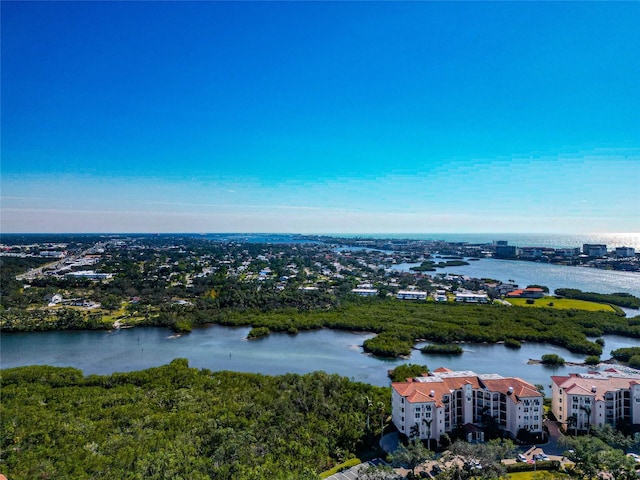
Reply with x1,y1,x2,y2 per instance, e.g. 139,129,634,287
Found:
391,368,543,444
551,368,640,432
582,244,608,257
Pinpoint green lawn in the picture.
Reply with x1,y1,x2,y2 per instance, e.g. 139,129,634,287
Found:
508,471,569,479
506,296,617,314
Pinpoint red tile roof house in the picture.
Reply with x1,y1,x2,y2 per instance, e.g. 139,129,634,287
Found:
391,368,543,446
551,368,640,434
506,287,545,299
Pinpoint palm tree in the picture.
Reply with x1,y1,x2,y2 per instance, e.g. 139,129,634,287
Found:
365,396,373,430
422,417,433,448
580,405,592,432
567,413,578,436
377,401,385,440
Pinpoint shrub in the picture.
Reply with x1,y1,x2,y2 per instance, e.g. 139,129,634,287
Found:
541,353,565,365
504,338,522,349
247,326,270,339
628,355,640,369
584,355,600,365
389,364,429,382
173,318,193,333
420,344,463,355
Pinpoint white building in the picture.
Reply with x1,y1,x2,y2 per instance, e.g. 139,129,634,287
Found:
582,244,608,257
396,290,428,300
40,250,66,258
65,270,113,280
392,368,543,444
551,368,640,432
455,292,489,303
520,247,544,259
351,288,378,297
615,247,636,258
555,248,580,258
434,290,448,302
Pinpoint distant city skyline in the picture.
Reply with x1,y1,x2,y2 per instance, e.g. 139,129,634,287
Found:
2,1,639,234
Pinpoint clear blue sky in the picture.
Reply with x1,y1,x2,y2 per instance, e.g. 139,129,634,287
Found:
2,1,639,233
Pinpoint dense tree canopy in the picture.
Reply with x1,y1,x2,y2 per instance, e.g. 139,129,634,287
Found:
0,361,389,480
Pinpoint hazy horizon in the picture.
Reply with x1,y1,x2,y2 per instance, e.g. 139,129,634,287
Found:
2,2,639,234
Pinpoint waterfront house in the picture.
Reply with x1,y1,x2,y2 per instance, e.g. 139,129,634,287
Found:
391,368,543,445
551,368,640,433
506,287,544,299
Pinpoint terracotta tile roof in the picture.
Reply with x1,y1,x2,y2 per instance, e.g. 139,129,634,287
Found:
392,369,541,406
481,377,542,403
392,381,449,407
433,367,453,373
551,371,640,402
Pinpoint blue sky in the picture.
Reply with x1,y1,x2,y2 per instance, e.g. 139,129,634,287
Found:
2,1,639,233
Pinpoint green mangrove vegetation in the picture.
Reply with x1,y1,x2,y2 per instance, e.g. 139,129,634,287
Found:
387,364,429,382
0,361,389,480
410,259,470,271
554,288,640,309
209,300,638,357
611,347,640,362
420,344,464,355
541,353,565,366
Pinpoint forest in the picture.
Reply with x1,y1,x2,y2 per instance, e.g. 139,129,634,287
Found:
0,361,389,480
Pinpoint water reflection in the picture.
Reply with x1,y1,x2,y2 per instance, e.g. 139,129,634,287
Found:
2,326,637,395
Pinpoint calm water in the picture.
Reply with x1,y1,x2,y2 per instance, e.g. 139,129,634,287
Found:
394,257,640,299
1,326,638,394
338,233,640,250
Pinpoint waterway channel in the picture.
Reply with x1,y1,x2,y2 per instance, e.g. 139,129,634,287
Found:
2,326,638,394
392,257,640,299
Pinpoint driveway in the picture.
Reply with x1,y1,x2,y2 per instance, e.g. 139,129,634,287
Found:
325,459,394,480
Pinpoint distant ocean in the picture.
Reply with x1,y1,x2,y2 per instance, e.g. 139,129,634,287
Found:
198,232,640,250
327,233,640,250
